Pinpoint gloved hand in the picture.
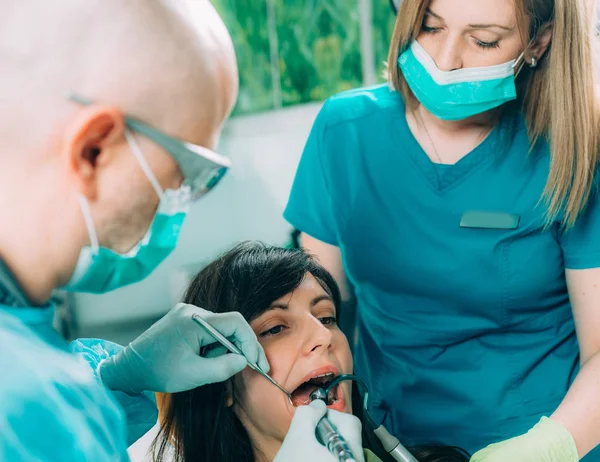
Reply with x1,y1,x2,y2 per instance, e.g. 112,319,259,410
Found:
470,417,578,462
98,303,269,394
274,400,365,462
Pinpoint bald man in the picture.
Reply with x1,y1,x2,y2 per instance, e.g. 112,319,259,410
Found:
0,0,272,459
0,1,365,460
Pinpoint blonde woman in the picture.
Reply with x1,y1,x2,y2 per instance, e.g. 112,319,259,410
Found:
285,0,600,460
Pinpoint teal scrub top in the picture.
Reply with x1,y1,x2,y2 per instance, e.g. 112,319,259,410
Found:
0,305,129,461
0,262,157,461
284,85,600,457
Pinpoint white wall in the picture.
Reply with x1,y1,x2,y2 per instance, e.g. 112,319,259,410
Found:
70,103,322,328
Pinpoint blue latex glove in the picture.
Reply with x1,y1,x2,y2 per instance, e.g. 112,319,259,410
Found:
274,400,366,462
98,303,269,394
470,417,579,462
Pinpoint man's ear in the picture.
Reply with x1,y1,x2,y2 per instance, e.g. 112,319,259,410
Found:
528,22,553,65
63,105,125,199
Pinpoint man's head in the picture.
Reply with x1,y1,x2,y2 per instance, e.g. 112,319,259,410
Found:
0,0,238,302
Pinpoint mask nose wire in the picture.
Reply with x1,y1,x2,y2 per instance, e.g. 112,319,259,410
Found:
124,129,165,200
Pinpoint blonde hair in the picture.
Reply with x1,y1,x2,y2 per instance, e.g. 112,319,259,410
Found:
387,0,600,228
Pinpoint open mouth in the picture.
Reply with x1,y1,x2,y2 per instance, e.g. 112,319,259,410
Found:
290,372,341,407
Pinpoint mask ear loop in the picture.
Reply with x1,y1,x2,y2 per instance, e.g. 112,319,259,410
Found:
512,50,528,78
513,35,540,78
76,195,100,253
124,129,165,200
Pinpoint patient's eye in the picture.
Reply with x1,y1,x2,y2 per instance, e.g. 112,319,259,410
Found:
260,324,286,337
320,316,337,326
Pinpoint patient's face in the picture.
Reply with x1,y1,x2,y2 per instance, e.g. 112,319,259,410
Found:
231,273,353,454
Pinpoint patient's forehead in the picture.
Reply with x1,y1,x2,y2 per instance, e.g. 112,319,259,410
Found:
267,275,332,310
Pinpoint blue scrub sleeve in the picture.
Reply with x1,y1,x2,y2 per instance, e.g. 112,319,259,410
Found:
0,382,130,462
70,338,158,446
284,101,339,246
560,183,600,269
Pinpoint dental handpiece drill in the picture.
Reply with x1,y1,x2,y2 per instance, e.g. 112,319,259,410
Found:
309,389,358,462
312,375,418,462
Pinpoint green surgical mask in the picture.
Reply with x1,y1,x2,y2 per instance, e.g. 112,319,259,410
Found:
64,130,191,293
398,40,525,121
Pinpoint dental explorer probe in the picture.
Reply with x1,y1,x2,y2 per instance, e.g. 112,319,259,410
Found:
191,313,293,403
309,390,358,462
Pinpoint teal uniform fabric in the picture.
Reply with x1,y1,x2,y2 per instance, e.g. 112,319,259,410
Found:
0,259,157,461
0,305,129,461
284,84,600,458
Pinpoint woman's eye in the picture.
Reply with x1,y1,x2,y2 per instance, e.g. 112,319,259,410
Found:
421,24,440,34
475,39,500,49
260,325,285,337
320,316,337,326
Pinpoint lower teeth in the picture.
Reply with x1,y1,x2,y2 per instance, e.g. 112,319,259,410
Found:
327,387,338,404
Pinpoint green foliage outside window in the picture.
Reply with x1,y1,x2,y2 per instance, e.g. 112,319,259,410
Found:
211,0,397,115
372,0,397,80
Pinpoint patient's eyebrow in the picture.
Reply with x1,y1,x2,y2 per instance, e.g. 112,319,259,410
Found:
311,295,333,307
267,295,333,311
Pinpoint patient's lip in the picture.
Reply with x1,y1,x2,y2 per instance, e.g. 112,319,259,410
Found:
293,364,340,391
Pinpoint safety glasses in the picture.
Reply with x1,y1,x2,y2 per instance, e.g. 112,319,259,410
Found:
68,94,232,201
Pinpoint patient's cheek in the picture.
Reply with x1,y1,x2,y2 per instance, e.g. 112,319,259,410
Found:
265,351,290,384
233,369,294,442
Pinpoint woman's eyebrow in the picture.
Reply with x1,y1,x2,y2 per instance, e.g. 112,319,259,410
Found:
426,8,513,31
265,295,333,312
468,22,514,31
311,295,333,307
425,8,443,21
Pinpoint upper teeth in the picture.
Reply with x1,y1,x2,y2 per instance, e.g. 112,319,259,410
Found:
313,373,334,379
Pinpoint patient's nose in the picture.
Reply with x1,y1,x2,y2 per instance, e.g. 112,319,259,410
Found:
301,318,333,356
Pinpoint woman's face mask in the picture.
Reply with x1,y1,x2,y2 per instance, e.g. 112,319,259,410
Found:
398,39,525,120
398,0,530,120
230,274,354,451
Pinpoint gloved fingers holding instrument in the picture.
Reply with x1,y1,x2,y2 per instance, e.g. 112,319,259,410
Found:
97,303,270,394
274,400,365,462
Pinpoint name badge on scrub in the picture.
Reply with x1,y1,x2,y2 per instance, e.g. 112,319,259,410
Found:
459,211,520,230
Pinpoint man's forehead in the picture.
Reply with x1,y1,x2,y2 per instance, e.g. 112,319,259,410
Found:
118,3,238,149
0,0,237,151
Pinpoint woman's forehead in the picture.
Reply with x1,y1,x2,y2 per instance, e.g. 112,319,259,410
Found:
249,275,333,325
426,0,518,27
270,275,331,307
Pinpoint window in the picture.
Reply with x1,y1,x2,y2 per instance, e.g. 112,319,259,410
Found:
211,0,396,115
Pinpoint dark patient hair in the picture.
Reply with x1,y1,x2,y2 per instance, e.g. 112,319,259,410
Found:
152,242,469,462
